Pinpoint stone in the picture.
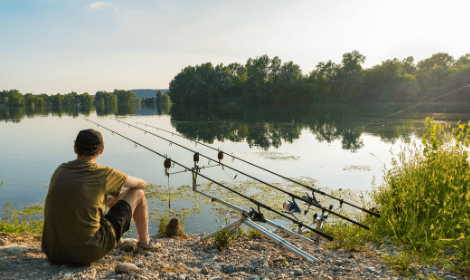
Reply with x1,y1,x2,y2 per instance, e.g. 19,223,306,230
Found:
209,248,219,254
248,276,259,280
252,244,267,251
0,238,10,246
273,257,287,264
209,277,222,280
366,267,379,275
3,245,30,255
444,276,455,280
115,263,139,274
225,264,237,274
201,266,209,275
294,269,303,275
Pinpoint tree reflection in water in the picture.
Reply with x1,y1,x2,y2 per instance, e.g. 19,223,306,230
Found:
169,103,470,152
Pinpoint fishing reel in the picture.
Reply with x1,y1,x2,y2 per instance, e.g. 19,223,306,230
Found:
301,192,320,215
283,198,301,214
164,158,172,176
247,206,266,223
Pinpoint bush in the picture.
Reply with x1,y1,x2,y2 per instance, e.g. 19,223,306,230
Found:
214,229,237,249
371,117,470,273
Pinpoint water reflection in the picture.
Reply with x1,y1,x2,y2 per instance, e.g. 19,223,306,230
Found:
2,102,470,152
169,103,470,152
0,103,151,122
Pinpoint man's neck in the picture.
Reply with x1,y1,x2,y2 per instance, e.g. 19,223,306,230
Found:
76,156,98,163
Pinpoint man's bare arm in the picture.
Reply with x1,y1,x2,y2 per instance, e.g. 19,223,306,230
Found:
123,175,147,189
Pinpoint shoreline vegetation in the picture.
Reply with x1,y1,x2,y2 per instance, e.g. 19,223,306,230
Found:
169,51,470,105
1,118,469,278
0,89,171,109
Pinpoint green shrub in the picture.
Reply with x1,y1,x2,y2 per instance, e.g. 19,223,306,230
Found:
371,117,470,273
0,202,44,234
214,229,237,249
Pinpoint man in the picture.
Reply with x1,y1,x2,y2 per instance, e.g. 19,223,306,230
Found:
42,129,152,265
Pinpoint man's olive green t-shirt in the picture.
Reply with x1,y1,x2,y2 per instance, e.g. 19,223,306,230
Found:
42,160,127,265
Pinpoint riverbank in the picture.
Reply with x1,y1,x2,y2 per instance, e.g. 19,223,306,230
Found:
0,230,465,280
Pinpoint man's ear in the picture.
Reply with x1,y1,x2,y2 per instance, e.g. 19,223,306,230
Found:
74,146,78,154
99,146,104,155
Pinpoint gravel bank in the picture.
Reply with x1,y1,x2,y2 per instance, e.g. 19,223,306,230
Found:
0,231,465,280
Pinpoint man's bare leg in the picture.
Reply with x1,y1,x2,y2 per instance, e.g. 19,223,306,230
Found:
107,189,150,245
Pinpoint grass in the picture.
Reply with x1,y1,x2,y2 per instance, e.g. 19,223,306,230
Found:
0,202,44,234
317,118,470,278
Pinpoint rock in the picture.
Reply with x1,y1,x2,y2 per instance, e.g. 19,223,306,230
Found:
366,267,378,275
294,269,303,275
144,252,154,258
0,238,10,246
252,243,267,251
225,264,237,274
248,276,259,280
444,276,455,280
3,245,30,255
209,277,222,280
115,263,139,274
273,257,287,264
209,248,219,254
137,276,149,280
258,258,269,268
201,266,209,275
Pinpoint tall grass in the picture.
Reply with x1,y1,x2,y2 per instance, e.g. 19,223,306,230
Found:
0,202,44,234
371,117,470,275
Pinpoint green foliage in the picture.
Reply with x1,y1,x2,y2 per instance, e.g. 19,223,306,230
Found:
321,222,372,252
214,229,237,249
382,250,417,277
247,228,262,240
157,216,169,235
168,51,470,105
370,117,470,275
0,202,44,234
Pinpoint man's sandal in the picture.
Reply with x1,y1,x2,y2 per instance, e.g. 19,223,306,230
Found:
119,241,136,252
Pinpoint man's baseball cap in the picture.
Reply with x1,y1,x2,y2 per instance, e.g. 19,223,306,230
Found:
75,129,104,155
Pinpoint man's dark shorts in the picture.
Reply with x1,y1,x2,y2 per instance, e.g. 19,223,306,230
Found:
104,200,132,241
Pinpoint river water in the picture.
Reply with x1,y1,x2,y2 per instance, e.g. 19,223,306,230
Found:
1,103,469,236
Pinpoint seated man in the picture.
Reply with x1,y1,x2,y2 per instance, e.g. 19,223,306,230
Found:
42,129,151,265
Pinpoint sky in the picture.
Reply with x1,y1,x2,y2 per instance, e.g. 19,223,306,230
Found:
1,0,469,95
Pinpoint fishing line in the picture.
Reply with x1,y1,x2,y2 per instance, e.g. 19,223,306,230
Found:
80,117,334,240
134,121,379,218
113,118,373,228
360,84,470,128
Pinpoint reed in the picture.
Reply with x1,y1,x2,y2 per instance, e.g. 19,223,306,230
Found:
370,117,470,275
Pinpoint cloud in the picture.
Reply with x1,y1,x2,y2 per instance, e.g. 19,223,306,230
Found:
88,1,113,10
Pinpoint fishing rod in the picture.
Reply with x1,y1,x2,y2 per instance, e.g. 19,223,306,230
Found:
134,121,380,218
113,118,373,230
80,117,334,241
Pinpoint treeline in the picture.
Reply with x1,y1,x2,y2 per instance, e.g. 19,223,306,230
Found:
0,89,172,108
168,51,470,104
0,90,95,107
142,90,172,105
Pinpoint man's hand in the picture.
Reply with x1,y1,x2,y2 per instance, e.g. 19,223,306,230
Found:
124,175,147,189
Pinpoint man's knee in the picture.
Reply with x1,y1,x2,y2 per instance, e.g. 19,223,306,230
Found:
121,188,146,206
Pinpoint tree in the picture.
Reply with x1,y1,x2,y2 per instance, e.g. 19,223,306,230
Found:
156,90,164,103
455,54,470,66
2,96,8,104
417,53,454,71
